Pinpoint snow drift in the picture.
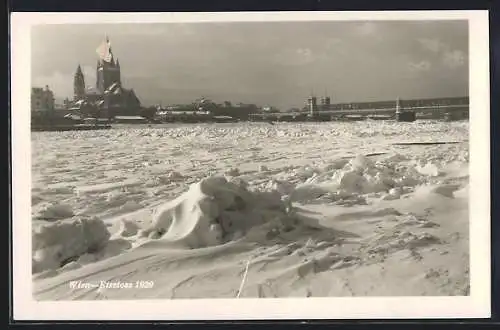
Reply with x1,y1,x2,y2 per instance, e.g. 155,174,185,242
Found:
32,175,326,274
139,176,310,248
32,216,110,273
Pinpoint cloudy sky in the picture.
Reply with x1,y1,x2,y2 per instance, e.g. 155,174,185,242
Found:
31,20,468,109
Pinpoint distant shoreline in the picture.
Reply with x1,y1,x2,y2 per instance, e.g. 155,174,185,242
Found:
30,117,470,133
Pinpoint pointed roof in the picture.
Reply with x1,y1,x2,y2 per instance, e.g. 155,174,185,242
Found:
106,35,115,62
75,64,83,76
96,35,114,63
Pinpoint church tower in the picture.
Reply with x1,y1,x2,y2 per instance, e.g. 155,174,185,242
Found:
73,64,85,100
95,36,122,94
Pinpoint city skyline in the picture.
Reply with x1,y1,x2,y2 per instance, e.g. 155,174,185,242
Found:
31,20,468,109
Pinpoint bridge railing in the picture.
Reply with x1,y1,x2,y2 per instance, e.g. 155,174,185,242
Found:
320,104,469,113
248,104,469,118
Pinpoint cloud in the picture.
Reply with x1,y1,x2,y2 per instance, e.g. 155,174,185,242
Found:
417,38,467,70
443,50,466,68
31,21,469,109
408,60,431,72
418,38,445,53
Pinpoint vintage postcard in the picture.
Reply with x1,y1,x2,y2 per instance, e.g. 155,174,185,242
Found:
11,11,490,320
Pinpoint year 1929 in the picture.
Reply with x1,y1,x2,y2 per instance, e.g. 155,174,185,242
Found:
135,280,154,289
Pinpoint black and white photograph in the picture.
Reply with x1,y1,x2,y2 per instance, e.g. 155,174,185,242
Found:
12,11,490,320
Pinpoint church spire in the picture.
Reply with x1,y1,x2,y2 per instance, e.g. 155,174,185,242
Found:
96,35,113,63
106,35,115,64
74,64,85,100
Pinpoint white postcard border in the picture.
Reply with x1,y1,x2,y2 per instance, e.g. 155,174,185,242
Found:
11,10,490,320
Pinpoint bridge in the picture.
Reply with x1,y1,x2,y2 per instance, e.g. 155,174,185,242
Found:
309,104,468,115
249,104,469,121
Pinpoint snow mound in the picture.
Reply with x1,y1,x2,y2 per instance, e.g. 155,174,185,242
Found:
166,171,184,181
33,202,74,221
415,184,463,199
416,163,443,177
140,176,297,248
117,218,140,237
76,179,142,195
284,154,454,204
225,168,241,177
32,216,110,273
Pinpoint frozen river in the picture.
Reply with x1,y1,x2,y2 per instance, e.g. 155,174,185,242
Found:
31,120,470,299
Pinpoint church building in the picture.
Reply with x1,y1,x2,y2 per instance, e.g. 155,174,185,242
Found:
72,36,141,117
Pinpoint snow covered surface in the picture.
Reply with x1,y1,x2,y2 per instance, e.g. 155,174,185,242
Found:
31,121,471,300
32,216,110,274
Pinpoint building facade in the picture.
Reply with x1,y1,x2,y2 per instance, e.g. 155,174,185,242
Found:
71,37,141,117
31,85,55,112
307,95,318,117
